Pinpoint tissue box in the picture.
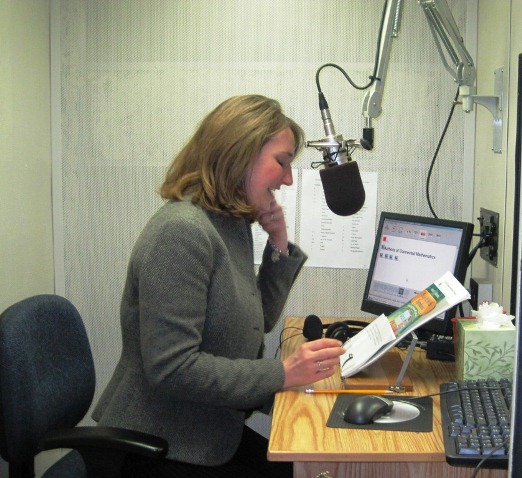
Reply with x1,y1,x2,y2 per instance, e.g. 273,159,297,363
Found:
455,318,516,381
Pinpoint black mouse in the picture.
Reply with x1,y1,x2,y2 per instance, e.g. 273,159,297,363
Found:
343,395,394,425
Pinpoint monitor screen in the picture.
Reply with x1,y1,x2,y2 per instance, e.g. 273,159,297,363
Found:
361,212,474,336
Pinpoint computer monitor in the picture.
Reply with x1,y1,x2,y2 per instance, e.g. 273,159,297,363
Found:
361,212,474,336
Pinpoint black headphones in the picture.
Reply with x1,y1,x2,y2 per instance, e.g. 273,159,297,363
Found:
302,314,368,343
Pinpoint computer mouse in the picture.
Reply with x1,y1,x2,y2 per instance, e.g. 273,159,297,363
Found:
343,395,394,425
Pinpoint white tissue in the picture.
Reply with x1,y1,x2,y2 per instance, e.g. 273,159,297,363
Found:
471,301,514,328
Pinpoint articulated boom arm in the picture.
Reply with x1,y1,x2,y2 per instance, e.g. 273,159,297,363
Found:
362,0,502,152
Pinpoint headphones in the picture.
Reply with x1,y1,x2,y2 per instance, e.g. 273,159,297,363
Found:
302,314,368,343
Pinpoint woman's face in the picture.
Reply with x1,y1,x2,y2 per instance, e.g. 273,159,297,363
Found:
245,127,295,213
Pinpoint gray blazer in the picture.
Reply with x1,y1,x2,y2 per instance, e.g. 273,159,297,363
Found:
92,199,307,465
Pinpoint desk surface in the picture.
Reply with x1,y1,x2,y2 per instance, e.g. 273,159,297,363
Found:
268,317,507,478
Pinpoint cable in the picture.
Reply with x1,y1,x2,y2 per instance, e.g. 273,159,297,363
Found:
315,0,388,94
315,62,379,93
470,440,509,478
274,327,303,358
465,229,494,280
467,235,485,266
426,87,460,218
406,383,512,401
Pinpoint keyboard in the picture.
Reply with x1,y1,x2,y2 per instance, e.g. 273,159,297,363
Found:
440,378,512,468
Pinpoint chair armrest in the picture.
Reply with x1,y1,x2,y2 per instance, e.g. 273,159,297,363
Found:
39,426,168,459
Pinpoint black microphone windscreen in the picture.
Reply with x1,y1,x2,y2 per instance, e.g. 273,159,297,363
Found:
303,314,323,341
320,161,365,216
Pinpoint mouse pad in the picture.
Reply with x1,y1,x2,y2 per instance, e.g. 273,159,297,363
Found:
326,395,433,432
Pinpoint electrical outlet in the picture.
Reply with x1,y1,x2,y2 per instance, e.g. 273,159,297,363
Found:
478,208,499,267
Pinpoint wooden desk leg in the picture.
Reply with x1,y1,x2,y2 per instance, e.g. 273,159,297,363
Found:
293,461,508,478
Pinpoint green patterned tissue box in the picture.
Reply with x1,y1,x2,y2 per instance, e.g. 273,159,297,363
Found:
455,318,516,381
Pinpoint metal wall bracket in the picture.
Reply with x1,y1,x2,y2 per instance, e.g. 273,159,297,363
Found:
471,67,504,153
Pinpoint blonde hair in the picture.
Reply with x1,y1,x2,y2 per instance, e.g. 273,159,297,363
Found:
160,95,304,218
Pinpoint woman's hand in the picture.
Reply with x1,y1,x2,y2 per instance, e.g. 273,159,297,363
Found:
282,338,345,389
258,201,287,252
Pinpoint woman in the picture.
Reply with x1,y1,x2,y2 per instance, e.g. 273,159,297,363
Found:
93,95,344,477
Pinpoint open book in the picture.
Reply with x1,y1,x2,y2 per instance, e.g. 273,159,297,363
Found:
339,271,470,379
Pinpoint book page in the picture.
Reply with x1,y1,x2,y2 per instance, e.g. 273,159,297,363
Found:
339,271,470,378
339,314,396,376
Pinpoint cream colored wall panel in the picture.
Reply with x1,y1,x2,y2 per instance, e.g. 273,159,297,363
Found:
1,0,54,475
0,0,54,311
474,0,520,311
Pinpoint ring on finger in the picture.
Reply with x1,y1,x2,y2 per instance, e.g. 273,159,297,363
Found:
317,360,323,372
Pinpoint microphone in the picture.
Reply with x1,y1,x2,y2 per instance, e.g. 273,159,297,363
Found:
320,162,365,216
306,93,369,216
303,314,323,341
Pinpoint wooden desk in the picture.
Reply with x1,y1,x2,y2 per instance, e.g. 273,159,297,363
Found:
268,317,507,478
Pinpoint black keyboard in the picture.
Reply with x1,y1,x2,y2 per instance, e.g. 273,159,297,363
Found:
440,379,512,468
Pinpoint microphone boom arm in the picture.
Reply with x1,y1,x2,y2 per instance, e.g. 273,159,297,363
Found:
362,0,404,125
419,0,503,152
362,0,502,152
419,0,475,87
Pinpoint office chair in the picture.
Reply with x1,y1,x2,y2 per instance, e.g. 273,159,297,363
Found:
0,294,168,478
